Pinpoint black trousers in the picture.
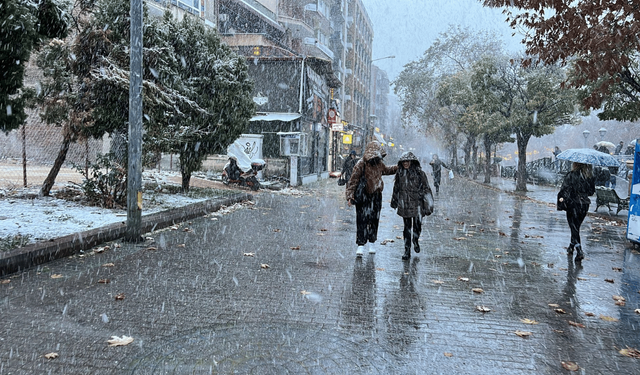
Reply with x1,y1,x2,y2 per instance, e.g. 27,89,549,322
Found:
355,191,382,246
403,216,422,251
566,203,589,247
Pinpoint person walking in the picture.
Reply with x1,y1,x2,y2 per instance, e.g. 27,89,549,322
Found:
557,162,596,262
614,141,624,155
429,154,448,193
390,152,433,260
339,150,358,186
346,141,398,257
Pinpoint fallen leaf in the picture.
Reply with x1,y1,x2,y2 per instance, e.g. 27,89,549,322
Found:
616,301,626,306
577,277,587,281
568,321,585,328
183,228,192,232
514,330,532,337
635,309,640,314
1,279,10,284
260,264,270,269
98,279,110,284
44,352,58,359
114,293,125,301
520,318,539,325
444,352,453,357
553,329,564,334
170,226,178,230
612,295,626,302
380,239,394,245
561,361,579,371
176,244,185,248
107,335,134,347
320,228,328,232
300,290,311,295
619,347,640,358
599,315,619,322
476,305,491,313
94,247,107,253
453,237,466,241
431,280,445,284
102,263,115,267
555,309,566,314
376,267,385,271
396,236,402,240
548,303,560,308
584,312,595,317
498,231,506,236
51,274,63,279
273,229,281,232
612,267,622,272
472,288,484,294
290,246,300,250
457,277,469,282
605,278,615,283
494,255,502,258
243,252,255,257
113,243,121,248
146,246,157,251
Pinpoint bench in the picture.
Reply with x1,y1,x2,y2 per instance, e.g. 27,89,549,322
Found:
595,186,629,215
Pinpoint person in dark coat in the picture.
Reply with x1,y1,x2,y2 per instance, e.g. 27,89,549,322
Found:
593,166,610,187
339,151,358,186
614,141,624,155
557,162,595,262
346,141,398,257
429,154,448,193
390,152,433,260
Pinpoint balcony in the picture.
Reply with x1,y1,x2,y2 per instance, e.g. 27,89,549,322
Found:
303,37,334,60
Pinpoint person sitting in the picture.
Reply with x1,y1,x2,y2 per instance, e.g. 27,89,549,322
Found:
593,166,610,187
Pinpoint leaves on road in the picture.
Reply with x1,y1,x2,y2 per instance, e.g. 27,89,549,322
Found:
612,267,622,272
635,309,640,314
243,252,255,257
431,280,444,284
561,361,579,371
177,244,186,248
107,335,134,347
555,309,566,314
300,290,311,295
114,293,125,301
98,279,110,284
102,263,115,267
44,352,59,359
514,330,532,337
520,318,539,325
457,277,469,282
619,347,640,359
472,288,484,294
444,352,453,357
585,312,595,317
1,279,10,284
605,278,615,283
146,246,158,251
599,315,618,322
568,321,585,328
260,264,270,269
290,246,300,250
380,239,395,245
51,274,63,279
476,305,491,313
548,303,560,308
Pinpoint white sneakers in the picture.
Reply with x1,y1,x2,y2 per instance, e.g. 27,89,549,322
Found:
356,246,364,257
368,244,376,254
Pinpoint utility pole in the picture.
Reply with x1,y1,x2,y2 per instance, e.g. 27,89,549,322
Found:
125,0,143,242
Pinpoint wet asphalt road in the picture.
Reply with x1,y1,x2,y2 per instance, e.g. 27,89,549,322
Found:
1,176,639,374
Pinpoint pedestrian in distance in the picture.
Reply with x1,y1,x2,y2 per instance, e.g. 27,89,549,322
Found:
429,154,448,193
346,141,398,257
557,162,595,262
390,152,434,260
338,150,358,186
614,141,624,155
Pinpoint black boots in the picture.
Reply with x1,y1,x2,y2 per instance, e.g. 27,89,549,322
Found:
574,244,584,262
402,246,411,260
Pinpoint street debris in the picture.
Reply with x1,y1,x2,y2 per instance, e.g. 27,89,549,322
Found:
107,335,134,347
44,352,59,359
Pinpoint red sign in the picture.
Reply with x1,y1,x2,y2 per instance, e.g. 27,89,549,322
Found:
327,109,337,124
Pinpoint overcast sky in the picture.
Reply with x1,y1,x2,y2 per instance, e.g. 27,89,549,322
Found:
361,0,524,81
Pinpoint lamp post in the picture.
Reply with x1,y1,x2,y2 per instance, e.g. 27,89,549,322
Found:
582,130,590,148
598,127,607,141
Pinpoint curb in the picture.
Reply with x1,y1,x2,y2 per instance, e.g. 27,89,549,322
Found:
0,192,253,276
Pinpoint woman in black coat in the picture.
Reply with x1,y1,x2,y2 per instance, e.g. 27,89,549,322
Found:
557,162,595,262
391,152,433,260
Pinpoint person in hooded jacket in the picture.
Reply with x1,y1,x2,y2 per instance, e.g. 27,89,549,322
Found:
390,152,433,260
557,162,595,262
346,141,398,257
429,154,448,193
339,150,359,186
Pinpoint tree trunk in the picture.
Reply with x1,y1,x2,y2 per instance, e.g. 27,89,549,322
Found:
40,130,72,196
471,142,478,180
516,133,530,192
484,140,493,184
181,170,191,193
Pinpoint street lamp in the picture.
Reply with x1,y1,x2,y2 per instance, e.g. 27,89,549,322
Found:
598,127,607,141
582,130,590,148
372,55,395,62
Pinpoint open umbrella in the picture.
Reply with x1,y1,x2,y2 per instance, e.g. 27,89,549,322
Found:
556,148,620,167
595,141,615,149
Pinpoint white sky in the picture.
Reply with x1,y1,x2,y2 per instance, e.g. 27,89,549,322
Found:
361,0,524,80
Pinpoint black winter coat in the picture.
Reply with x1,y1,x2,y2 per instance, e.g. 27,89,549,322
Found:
391,166,432,218
558,170,595,209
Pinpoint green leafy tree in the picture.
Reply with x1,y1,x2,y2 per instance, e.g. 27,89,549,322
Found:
479,57,578,191
394,25,503,166
0,0,69,133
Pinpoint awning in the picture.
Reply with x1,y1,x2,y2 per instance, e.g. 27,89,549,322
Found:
250,112,302,122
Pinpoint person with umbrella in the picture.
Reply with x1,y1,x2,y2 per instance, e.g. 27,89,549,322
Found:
557,162,595,262
555,148,616,262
